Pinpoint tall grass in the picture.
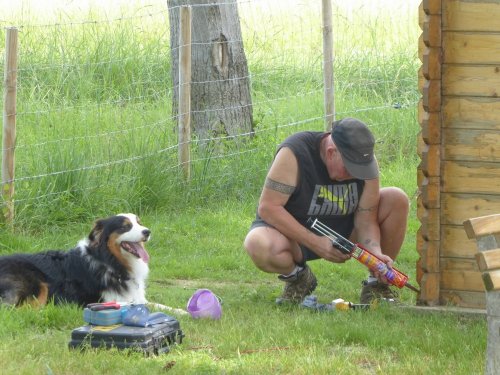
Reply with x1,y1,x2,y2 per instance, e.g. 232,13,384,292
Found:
0,0,420,229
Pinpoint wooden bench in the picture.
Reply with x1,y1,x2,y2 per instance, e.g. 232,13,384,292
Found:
464,214,500,374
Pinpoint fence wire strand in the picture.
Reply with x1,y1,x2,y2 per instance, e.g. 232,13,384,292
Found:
0,0,419,214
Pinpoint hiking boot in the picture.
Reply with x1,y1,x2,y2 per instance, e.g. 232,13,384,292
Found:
276,265,317,304
360,280,399,304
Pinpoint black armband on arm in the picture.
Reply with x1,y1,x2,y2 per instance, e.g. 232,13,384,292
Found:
264,177,295,195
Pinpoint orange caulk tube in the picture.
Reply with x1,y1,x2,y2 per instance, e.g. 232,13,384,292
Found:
308,218,420,293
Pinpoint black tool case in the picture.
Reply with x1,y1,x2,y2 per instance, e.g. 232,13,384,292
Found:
68,317,184,355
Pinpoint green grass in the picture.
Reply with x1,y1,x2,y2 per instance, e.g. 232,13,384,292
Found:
0,1,487,374
0,201,486,374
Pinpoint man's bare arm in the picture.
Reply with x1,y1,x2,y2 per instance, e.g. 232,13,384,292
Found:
264,177,295,195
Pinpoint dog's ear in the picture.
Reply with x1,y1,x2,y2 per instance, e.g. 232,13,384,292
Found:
88,219,105,244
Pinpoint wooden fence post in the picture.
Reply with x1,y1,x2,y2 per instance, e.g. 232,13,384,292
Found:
464,214,500,374
2,27,18,224
178,6,192,181
321,0,334,131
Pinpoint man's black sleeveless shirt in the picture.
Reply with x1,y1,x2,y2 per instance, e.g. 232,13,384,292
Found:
279,131,365,238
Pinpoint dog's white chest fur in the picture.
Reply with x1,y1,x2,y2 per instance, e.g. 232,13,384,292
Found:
102,255,149,304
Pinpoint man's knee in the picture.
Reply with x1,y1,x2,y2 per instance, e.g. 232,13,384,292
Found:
244,228,273,260
381,187,409,212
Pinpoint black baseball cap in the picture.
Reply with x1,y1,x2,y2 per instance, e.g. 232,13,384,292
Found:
330,118,379,180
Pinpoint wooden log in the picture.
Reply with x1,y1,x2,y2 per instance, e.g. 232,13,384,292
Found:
444,0,500,32
423,14,441,47
443,128,500,161
442,225,477,258
418,66,425,95
443,161,500,195
442,193,500,226
423,47,442,80
417,167,425,189
416,226,426,257
444,32,500,65
423,79,441,112
443,65,500,98
421,176,440,208
418,239,440,273
421,111,441,144
416,131,425,159
440,290,485,309
419,143,440,177
441,269,484,292
419,2,425,29
418,99,441,145
423,0,441,15
476,249,500,272
441,257,479,272
443,97,500,130
417,272,440,306
417,99,426,127
418,34,425,63
417,201,440,241
416,258,423,285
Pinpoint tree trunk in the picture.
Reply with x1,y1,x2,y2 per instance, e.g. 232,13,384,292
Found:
167,0,253,141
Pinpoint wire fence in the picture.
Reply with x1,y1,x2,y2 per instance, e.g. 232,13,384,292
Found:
0,0,420,226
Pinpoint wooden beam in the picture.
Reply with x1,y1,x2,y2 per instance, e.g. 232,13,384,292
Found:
476,249,500,272
442,193,500,226
441,257,478,272
423,14,441,47
417,201,440,241
419,103,441,145
443,161,500,195
443,65,500,98
419,2,425,29
439,290,486,309
443,128,500,161
421,176,440,208
423,47,442,80
423,79,441,112
419,143,440,177
418,34,425,63
417,239,440,273
444,32,500,64
423,0,442,15
441,269,484,292
442,225,477,258
482,270,500,292
443,97,500,130
444,0,500,32
418,66,425,95
417,272,440,306
464,214,500,239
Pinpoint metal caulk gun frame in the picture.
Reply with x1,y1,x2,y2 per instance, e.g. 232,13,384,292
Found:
308,218,420,293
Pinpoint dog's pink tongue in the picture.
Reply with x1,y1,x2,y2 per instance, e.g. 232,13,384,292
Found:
136,244,150,263
129,242,150,263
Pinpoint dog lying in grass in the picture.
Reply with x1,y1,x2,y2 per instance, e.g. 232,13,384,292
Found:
0,213,186,315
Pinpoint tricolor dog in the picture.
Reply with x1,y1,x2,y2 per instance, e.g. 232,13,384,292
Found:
0,213,184,314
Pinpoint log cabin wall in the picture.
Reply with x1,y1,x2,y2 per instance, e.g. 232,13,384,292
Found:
417,0,500,309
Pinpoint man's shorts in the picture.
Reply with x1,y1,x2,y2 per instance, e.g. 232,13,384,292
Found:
249,217,320,263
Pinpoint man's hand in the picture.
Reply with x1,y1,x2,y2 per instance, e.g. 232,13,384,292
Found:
370,253,394,284
314,236,351,263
